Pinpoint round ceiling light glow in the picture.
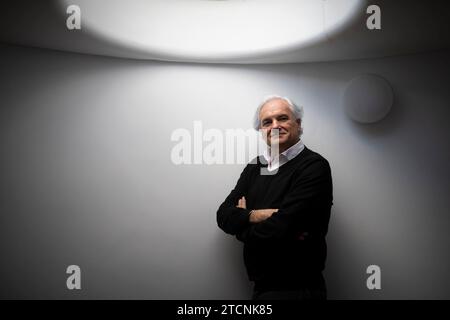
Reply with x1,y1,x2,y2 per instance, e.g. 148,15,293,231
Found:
343,74,394,124
60,0,363,62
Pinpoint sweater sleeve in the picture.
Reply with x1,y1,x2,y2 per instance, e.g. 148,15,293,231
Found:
216,164,253,235
236,158,332,244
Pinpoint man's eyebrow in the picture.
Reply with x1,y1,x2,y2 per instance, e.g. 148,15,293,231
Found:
269,113,290,119
261,113,290,121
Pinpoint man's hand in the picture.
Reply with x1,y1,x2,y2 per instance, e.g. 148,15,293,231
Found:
249,209,278,223
236,196,247,209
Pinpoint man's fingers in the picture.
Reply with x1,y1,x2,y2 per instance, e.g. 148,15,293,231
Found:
236,196,247,209
237,197,245,208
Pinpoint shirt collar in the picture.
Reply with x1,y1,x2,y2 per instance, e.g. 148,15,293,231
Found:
263,139,305,163
282,139,305,161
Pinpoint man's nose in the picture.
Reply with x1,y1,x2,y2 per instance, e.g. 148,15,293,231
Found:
270,124,281,136
271,120,280,129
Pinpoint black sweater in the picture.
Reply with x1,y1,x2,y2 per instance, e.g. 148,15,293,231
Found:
217,146,333,290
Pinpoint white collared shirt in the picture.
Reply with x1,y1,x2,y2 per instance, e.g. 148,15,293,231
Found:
263,139,305,172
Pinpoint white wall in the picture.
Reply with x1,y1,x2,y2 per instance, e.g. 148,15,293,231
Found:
0,44,449,299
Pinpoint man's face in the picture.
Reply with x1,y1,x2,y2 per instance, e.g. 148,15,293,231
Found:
259,98,301,152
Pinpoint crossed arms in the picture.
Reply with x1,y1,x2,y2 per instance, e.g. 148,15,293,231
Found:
216,158,332,244
236,196,278,223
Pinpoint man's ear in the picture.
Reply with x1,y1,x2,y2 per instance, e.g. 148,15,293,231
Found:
296,119,302,135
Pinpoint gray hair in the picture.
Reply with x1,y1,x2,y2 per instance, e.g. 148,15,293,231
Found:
253,95,304,136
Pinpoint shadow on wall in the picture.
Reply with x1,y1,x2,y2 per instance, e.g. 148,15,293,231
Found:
0,1,158,60
0,44,450,299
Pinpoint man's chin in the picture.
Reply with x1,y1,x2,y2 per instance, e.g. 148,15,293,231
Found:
269,136,288,144
268,140,288,149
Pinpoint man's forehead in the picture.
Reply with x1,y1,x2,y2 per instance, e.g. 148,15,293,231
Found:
260,100,292,118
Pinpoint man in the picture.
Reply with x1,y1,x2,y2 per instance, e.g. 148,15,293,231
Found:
217,95,333,300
